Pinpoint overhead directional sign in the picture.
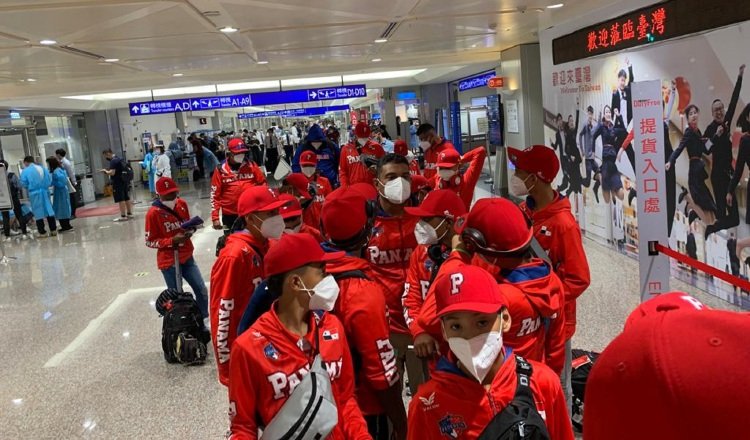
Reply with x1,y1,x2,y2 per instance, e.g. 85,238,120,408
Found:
129,84,366,117
237,105,351,119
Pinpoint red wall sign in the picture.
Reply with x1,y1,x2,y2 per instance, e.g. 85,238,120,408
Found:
487,77,505,88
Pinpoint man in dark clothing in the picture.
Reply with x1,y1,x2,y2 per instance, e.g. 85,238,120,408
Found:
706,64,745,233
611,62,636,170
292,124,340,188
101,149,133,222
728,232,741,276
1,159,29,240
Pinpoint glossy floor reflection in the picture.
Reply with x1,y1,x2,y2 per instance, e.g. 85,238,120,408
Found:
0,179,739,438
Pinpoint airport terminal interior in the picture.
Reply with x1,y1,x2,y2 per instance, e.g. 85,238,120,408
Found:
1,0,749,439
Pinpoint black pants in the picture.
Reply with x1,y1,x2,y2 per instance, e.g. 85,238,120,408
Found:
59,219,72,230
266,149,279,174
283,145,294,161
365,414,390,440
36,217,57,234
69,192,77,217
222,214,239,233
2,199,27,236
196,154,205,179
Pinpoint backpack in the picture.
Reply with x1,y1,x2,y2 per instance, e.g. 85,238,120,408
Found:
570,349,600,432
155,288,210,365
478,356,551,440
124,162,135,182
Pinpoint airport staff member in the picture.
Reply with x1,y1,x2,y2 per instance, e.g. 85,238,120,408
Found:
210,138,267,232
210,185,288,386
339,122,385,187
416,123,456,180
20,155,57,236
431,146,487,210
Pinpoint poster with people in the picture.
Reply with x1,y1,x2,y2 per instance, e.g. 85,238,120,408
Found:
541,20,750,309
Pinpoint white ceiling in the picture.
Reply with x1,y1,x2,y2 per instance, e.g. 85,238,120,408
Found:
0,0,608,110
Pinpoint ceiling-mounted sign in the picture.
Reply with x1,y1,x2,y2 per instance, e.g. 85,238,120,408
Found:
552,0,750,65
237,105,351,119
128,85,366,117
9,111,21,120
487,77,505,88
457,72,496,92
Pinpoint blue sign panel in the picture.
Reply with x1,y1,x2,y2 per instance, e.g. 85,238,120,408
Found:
237,105,350,120
129,85,366,117
486,94,502,146
449,101,463,153
457,72,495,92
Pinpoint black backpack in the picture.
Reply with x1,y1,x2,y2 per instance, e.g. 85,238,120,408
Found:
155,289,210,365
570,349,600,432
478,356,551,440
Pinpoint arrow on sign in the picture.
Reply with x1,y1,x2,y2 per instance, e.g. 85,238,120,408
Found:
309,90,317,100
132,105,139,114
192,100,200,109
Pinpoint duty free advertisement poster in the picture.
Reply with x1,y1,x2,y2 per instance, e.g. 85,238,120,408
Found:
540,20,750,309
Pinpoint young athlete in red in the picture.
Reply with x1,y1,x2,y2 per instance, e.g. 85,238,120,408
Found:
210,185,288,386
210,139,266,230
407,264,574,440
340,122,385,187
279,193,325,242
431,146,487,210
228,233,370,440
299,150,333,230
415,123,456,180
394,139,420,176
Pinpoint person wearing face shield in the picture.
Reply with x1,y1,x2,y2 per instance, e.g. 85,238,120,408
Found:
292,123,341,188
417,198,567,377
402,190,467,371
431,146,487,210
279,194,324,242
209,185,289,387
415,123,456,180
228,233,372,440
394,139,421,176
145,177,209,323
210,138,267,233
339,122,386,188
318,189,407,440
407,264,574,440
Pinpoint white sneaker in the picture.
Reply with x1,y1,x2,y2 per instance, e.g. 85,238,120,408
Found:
1,236,11,242
113,217,128,222
37,232,49,238
9,230,20,236
21,234,31,240
127,214,135,219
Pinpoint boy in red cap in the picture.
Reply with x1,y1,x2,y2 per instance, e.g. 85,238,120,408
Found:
407,265,574,440
394,139,421,176
417,197,567,375
508,144,590,410
432,146,487,210
321,189,407,440
228,233,371,440
210,138,266,232
403,190,466,367
210,185,288,386
145,177,208,321
278,193,324,242
299,150,333,229
339,121,385,187
585,293,750,440
410,175,433,205
416,123,457,180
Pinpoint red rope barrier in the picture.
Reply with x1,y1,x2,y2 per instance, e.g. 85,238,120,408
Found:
654,243,750,292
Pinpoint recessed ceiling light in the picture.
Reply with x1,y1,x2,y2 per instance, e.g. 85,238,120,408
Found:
26,78,36,82
172,73,184,77
374,38,388,43
39,39,57,45
257,60,269,65
219,26,238,33
371,58,382,62
547,3,564,8
471,44,478,48
103,58,119,63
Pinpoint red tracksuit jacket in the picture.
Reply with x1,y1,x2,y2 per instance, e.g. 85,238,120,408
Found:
367,211,419,334
303,174,333,230
403,244,441,338
327,254,400,415
422,139,456,180
210,161,267,222
417,253,566,375
144,199,193,270
521,194,590,340
408,158,421,176
407,351,574,440
228,307,370,440
339,141,384,187
431,147,487,210
210,232,268,386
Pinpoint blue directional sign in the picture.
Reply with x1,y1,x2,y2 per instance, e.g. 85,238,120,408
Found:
129,84,366,117
237,105,351,120
457,71,495,92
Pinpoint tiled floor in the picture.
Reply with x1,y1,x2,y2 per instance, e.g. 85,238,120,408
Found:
0,179,739,439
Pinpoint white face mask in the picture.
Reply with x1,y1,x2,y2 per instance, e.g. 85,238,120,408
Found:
379,177,411,204
311,142,323,149
446,330,504,383
284,223,302,234
301,166,316,178
509,175,533,197
415,219,446,246
439,169,457,181
302,275,340,312
357,138,368,146
233,153,245,163
254,214,285,239
420,140,432,151
161,199,177,209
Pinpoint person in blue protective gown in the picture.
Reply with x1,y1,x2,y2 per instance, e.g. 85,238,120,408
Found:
46,156,73,232
20,155,57,237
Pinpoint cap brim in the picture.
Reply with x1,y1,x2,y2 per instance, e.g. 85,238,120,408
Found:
300,161,316,166
158,187,179,196
436,161,458,168
256,199,290,213
230,148,249,153
318,250,346,263
281,208,303,219
438,302,504,317
506,147,523,165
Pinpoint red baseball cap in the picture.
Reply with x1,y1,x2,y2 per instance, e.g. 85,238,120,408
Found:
283,173,312,199
507,145,559,183
300,150,318,166
264,233,345,277
405,189,467,219
394,140,408,156
436,149,460,168
228,138,249,154
411,175,433,194
237,185,288,216
459,198,532,253
348,182,378,201
156,177,179,196
361,142,385,158
435,265,508,317
354,121,371,138
278,193,302,219
585,293,750,440
321,189,368,242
